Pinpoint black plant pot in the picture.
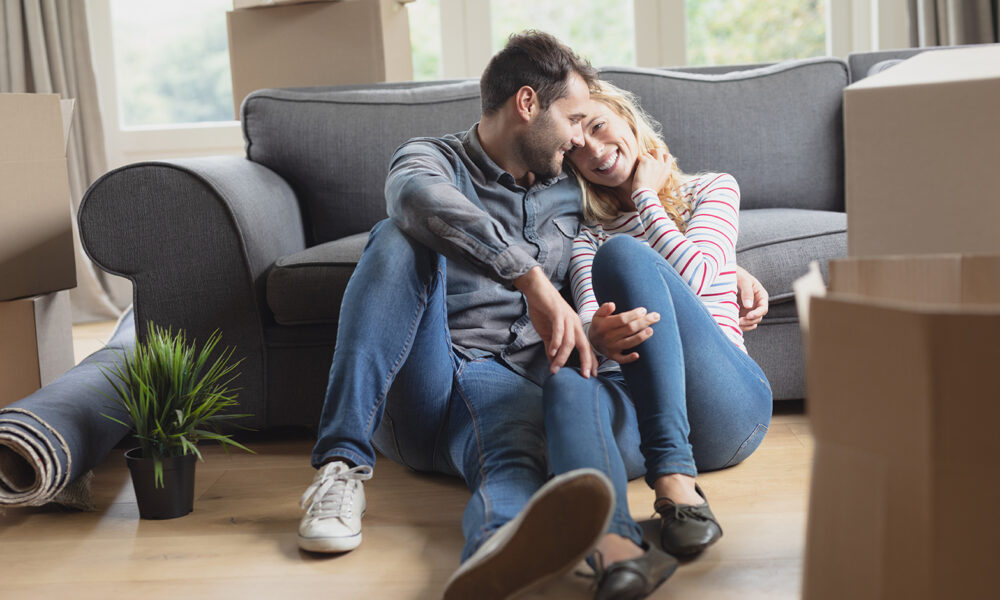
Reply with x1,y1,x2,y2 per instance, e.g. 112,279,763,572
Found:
125,448,197,519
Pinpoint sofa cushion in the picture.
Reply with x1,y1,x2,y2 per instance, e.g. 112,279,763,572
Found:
601,58,849,212
267,232,370,325
736,208,846,307
243,81,483,245
268,208,844,325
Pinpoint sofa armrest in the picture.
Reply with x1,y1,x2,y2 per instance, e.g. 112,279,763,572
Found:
78,156,306,427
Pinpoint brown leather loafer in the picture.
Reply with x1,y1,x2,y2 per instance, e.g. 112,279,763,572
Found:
654,484,723,556
591,543,678,600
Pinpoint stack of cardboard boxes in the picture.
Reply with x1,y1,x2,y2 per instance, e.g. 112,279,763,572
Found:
801,45,1000,599
226,0,414,117
0,94,77,408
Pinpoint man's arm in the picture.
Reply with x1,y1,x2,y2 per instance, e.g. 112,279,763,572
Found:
514,266,597,377
386,140,595,374
386,141,538,284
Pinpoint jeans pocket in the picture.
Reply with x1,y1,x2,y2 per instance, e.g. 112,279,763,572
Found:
723,423,769,468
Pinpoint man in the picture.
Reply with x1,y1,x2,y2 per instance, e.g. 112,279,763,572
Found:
297,31,768,598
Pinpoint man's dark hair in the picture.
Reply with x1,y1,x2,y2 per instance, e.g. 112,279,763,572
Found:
480,30,598,115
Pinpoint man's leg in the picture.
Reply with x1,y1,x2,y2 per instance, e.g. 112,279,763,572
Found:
440,359,615,599
300,219,456,552
543,369,644,546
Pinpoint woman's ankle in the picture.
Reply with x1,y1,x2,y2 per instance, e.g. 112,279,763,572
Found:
653,473,703,506
595,533,644,565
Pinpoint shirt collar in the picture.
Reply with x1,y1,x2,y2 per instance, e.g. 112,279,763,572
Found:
464,123,568,189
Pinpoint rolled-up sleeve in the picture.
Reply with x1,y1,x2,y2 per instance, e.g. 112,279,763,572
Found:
386,141,539,285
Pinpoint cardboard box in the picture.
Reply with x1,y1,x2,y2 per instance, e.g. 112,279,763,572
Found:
0,291,75,408
233,0,338,9
0,94,77,301
799,254,1000,600
845,45,1000,257
226,0,413,116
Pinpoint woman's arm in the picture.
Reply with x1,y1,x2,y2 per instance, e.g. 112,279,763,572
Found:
632,172,740,296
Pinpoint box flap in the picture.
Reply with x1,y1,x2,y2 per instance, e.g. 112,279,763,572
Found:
829,254,1000,306
0,93,65,162
847,45,1000,91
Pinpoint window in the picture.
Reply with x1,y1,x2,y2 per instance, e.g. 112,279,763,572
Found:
685,0,827,66
490,0,636,67
110,0,234,127
410,0,443,80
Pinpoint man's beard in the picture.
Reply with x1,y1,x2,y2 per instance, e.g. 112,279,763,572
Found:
516,109,564,180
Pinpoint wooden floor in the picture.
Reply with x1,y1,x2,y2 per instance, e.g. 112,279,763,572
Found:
0,322,814,599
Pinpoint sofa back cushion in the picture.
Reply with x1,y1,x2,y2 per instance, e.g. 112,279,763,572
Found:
243,81,483,245
243,57,848,244
601,57,848,212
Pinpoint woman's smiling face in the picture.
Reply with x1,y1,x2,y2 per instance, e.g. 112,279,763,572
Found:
567,99,639,192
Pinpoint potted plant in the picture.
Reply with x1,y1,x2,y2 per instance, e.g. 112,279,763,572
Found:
101,322,253,519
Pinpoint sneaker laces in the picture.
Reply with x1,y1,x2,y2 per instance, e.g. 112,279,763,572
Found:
300,463,373,520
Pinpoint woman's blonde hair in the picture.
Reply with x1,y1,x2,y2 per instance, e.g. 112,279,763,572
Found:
571,80,690,230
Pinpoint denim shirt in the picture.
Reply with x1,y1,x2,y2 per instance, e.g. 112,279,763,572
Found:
385,124,582,385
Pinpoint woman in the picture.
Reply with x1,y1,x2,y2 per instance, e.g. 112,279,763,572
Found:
542,81,773,599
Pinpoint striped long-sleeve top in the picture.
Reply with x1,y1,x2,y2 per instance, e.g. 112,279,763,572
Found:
570,172,746,366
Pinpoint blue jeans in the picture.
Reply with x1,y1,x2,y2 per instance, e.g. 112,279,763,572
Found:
543,235,772,546
312,219,550,561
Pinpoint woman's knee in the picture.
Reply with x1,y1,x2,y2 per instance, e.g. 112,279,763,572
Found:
593,235,644,275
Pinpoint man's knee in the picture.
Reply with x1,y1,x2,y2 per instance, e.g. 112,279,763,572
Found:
361,218,440,276
543,368,593,420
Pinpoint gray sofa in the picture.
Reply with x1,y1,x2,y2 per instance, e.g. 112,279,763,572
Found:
77,48,933,430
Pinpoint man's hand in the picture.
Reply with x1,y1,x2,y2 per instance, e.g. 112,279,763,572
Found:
514,266,597,377
736,266,768,331
588,302,658,364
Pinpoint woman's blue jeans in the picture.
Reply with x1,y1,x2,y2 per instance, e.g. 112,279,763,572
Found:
311,219,551,561
543,235,773,545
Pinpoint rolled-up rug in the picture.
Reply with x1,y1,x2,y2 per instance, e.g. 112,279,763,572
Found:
0,309,135,510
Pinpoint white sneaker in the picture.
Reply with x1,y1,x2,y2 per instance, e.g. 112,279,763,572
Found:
297,461,374,553
442,468,615,600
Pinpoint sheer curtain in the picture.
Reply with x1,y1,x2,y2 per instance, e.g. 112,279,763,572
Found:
1,0,128,323
910,0,1000,46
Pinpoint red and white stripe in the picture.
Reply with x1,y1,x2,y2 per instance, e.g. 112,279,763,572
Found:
570,173,745,357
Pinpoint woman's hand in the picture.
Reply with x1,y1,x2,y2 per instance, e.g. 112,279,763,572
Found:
588,302,659,364
632,148,674,197
735,266,768,331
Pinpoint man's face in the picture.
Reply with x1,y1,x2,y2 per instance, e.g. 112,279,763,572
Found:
516,73,590,180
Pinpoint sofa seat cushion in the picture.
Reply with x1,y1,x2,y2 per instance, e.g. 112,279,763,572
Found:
736,208,846,312
268,208,844,326
267,232,370,325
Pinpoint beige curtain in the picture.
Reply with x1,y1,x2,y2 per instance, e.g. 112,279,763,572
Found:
1,0,128,323
910,0,1000,46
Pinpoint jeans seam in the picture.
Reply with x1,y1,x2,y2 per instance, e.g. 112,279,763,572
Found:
456,375,492,549
361,261,440,440
722,423,769,469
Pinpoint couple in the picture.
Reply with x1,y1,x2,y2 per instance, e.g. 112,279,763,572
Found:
297,31,772,599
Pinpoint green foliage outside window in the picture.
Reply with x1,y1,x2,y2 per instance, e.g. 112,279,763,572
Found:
686,0,827,66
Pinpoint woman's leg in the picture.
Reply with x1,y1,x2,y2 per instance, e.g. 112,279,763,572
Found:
591,235,772,488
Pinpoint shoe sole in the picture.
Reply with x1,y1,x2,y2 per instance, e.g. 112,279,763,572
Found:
443,469,614,600
297,531,362,553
